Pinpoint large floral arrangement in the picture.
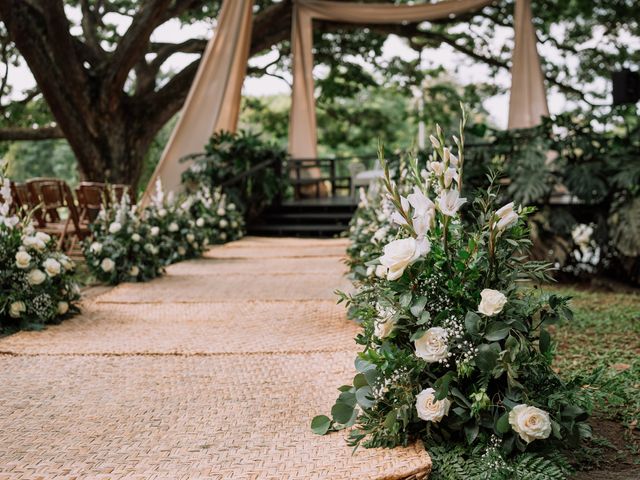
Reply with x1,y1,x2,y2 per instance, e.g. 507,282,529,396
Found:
83,191,165,285
0,163,79,332
143,181,206,265
183,185,244,245
313,116,590,477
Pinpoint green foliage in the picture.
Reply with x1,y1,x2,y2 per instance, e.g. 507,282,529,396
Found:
181,130,287,221
82,190,165,285
5,139,78,186
183,186,245,245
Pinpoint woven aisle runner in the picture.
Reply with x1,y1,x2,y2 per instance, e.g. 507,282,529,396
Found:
0,237,431,479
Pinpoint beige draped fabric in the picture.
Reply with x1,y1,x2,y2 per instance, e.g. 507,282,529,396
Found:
142,0,254,203
289,0,495,158
508,0,549,129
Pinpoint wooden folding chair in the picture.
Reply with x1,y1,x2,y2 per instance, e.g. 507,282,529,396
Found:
27,178,89,253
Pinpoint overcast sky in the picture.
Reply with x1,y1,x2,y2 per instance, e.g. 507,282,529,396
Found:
6,12,630,130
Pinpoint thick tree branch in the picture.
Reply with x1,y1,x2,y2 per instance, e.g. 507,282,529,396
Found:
107,0,173,101
0,125,64,141
80,0,105,59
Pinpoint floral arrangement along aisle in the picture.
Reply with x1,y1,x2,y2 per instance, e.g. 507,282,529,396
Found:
143,181,206,265
184,185,244,245
0,163,79,333
83,190,165,285
313,112,590,478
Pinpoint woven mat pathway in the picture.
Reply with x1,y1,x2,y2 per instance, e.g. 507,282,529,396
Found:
0,237,431,479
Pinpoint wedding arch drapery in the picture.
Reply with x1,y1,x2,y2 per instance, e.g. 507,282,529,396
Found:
144,0,549,197
142,0,254,202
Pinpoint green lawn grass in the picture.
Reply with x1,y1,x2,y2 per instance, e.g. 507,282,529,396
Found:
551,286,640,476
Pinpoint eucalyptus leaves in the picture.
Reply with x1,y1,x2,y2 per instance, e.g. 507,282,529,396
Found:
313,113,590,470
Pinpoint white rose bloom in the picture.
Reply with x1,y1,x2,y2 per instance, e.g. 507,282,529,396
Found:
231,221,238,229
220,232,227,241
27,269,46,285
129,266,140,277
43,258,61,277
228,203,236,211
108,222,122,234
23,236,46,251
438,189,467,216
177,246,186,256
478,289,508,316
150,226,160,236
415,387,451,422
35,231,51,243
131,233,141,242
9,301,27,318
186,233,195,243
379,237,425,281
375,265,388,279
15,251,32,269
158,208,167,218
219,219,228,229
57,301,69,315
90,242,103,254
60,256,74,270
508,404,552,443
196,217,205,228
100,258,115,273
415,327,449,362
495,202,519,230
217,208,226,216
168,222,179,232
374,316,397,339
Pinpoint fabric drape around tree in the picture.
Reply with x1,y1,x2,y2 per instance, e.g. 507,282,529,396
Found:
507,0,549,129
142,0,254,203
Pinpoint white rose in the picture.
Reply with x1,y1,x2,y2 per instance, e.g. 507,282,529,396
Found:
438,189,467,216
219,219,228,229
478,289,507,316
415,387,451,422
129,266,140,277
415,327,449,362
220,232,227,241
508,404,552,443
150,226,160,236
228,204,236,211
35,231,51,243
9,301,26,318
90,242,103,254
27,269,46,285
196,218,205,228
158,208,167,218
57,301,69,315
379,237,424,281
59,256,74,270
231,221,238,228
186,233,195,243
374,316,396,339
177,246,186,256
15,251,32,269
217,208,225,216
23,236,46,251
131,233,141,243
109,222,122,234
495,202,518,230
100,258,115,273
43,258,61,277
168,222,179,232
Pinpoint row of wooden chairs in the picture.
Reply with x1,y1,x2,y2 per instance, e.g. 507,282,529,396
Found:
9,178,132,255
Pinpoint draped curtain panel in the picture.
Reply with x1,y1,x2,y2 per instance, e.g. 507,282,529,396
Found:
290,0,549,158
142,0,254,202
507,0,549,129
